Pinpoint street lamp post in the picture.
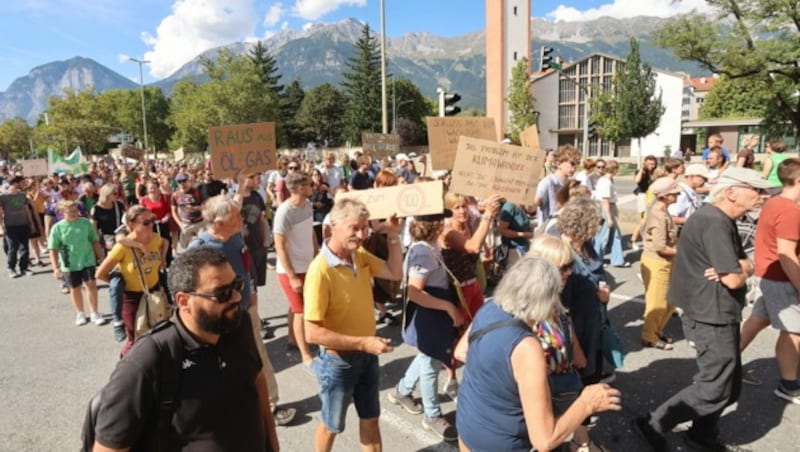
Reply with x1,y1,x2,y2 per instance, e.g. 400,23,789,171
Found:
128,57,150,155
380,0,388,134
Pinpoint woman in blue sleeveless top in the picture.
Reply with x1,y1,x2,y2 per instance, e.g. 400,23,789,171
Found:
454,256,621,452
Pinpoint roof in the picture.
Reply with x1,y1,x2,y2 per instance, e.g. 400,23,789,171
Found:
682,118,763,127
684,76,718,91
530,52,683,83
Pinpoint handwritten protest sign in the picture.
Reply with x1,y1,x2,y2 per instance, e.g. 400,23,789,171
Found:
336,181,444,220
519,125,541,151
120,146,145,161
173,148,185,162
426,116,496,169
208,122,276,179
449,137,544,206
361,133,401,157
21,159,48,177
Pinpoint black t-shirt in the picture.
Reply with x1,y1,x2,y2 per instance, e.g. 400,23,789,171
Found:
668,205,747,324
349,171,374,190
91,201,125,235
198,180,228,202
241,191,266,250
94,311,265,451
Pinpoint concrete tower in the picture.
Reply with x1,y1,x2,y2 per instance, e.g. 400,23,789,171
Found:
486,0,531,140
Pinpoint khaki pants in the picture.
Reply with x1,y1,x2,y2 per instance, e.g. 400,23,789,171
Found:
178,221,205,250
641,254,676,343
248,302,279,408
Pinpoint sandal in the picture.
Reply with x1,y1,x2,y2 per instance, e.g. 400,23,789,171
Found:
657,334,674,344
642,339,673,351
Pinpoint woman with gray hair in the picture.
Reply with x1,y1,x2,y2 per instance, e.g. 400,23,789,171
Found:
454,256,621,451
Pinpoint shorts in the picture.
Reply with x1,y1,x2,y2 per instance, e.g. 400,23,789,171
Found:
315,350,380,433
62,266,96,289
277,273,306,314
755,279,800,333
549,371,583,415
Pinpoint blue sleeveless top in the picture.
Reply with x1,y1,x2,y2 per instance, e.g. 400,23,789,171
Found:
456,300,534,451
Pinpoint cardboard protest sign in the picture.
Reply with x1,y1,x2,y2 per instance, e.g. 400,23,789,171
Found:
208,122,276,179
361,133,401,157
21,159,48,177
426,116,496,169
449,137,544,206
336,181,444,220
120,146,145,161
519,125,541,151
173,148,185,162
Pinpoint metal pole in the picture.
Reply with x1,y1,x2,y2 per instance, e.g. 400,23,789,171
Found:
582,92,589,154
380,0,388,134
392,77,397,133
129,57,150,155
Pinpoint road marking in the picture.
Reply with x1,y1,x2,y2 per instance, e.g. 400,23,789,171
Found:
380,407,457,451
610,292,644,303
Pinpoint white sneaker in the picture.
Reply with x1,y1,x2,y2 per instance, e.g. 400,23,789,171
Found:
91,312,108,326
631,242,641,251
75,312,89,326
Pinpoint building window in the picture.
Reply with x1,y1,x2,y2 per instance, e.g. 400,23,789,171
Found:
559,78,576,103
513,6,517,15
559,105,576,129
604,58,614,74
591,56,601,75
696,97,705,104
513,51,517,61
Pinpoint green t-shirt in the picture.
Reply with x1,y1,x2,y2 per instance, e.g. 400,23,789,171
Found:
47,217,99,272
767,153,792,187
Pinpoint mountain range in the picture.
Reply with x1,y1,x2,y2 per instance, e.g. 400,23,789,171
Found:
0,16,707,124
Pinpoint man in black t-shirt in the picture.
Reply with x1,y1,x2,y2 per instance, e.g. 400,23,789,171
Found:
197,169,228,202
634,168,772,452
92,248,279,452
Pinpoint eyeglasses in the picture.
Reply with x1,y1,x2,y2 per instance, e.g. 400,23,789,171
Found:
187,276,244,304
287,166,299,170
559,262,574,273
139,218,155,226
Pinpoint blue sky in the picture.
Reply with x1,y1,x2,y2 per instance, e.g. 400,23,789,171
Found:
0,0,711,91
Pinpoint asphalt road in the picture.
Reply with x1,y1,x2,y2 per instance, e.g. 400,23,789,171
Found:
1,176,797,451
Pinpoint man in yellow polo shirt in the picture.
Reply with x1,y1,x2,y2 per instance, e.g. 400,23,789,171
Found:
304,198,403,452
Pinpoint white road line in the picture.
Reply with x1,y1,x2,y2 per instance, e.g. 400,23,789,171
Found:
610,292,644,303
380,407,457,451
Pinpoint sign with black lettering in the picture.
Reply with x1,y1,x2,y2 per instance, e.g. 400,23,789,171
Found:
361,132,401,157
426,116,496,169
449,137,543,205
335,181,443,220
208,122,276,179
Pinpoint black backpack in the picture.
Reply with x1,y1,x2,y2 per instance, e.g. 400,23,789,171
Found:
81,320,184,452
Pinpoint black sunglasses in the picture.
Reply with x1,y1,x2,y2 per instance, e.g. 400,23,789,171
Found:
187,276,244,304
139,218,155,226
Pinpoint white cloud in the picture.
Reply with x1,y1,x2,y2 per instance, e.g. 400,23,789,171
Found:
302,22,314,31
281,21,289,30
141,0,259,78
263,2,283,27
292,0,366,21
547,0,714,22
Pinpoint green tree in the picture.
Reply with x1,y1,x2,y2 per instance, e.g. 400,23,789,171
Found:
341,24,382,144
591,38,664,157
279,80,306,148
0,117,34,159
168,79,213,151
296,83,346,147
505,57,537,143
699,76,770,120
248,41,283,95
390,78,434,129
97,87,172,150
654,2,800,137
36,87,115,154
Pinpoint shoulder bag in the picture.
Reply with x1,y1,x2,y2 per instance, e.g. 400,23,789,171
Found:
133,247,172,339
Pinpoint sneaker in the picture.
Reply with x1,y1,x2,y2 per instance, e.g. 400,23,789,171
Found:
741,370,761,386
684,431,751,452
8,269,19,279
112,321,126,343
387,388,423,415
632,416,667,452
443,377,459,401
631,242,641,251
19,269,33,277
91,312,108,326
422,415,458,442
75,312,90,327
272,406,297,426
613,262,632,268
774,382,800,404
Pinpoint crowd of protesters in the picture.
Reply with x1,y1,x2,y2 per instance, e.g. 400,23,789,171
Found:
0,135,798,451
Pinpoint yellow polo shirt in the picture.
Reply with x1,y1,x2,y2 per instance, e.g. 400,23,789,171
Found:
304,244,385,337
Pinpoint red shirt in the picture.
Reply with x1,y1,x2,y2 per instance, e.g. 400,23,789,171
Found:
140,195,171,222
754,196,800,281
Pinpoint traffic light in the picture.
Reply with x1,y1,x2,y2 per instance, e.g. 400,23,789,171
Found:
587,120,598,140
540,46,553,71
438,88,462,117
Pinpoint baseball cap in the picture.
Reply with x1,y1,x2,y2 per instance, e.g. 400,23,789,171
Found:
650,177,681,197
175,173,189,182
414,209,453,222
684,164,709,178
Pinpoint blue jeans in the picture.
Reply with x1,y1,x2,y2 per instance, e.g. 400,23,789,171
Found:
108,270,123,322
594,206,625,266
397,352,442,418
315,350,380,433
